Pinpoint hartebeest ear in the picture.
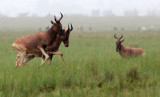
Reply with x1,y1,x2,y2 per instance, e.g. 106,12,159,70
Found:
70,23,73,31
51,20,54,24
121,40,124,43
54,15,58,22
64,26,67,32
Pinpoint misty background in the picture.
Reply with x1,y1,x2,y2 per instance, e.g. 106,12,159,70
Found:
0,0,160,17
0,0,160,32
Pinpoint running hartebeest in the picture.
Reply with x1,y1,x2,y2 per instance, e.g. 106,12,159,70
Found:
114,34,145,58
45,23,73,64
12,13,64,67
20,23,73,65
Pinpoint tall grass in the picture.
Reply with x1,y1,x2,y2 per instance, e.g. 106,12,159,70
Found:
0,29,160,97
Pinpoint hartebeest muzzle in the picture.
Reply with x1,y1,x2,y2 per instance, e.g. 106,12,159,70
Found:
116,43,120,52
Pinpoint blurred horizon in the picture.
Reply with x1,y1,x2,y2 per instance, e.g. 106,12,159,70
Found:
0,0,160,17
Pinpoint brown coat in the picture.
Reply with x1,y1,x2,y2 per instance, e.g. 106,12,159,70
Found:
118,44,145,58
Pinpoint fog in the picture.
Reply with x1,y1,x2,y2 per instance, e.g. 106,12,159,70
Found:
0,0,160,17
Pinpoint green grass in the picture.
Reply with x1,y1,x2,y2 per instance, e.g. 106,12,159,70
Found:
0,30,160,97
0,17,160,97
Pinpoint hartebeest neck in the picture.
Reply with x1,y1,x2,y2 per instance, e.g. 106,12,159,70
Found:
119,44,126,56
46,35,63,52
52,37,63,51
47,27,58,45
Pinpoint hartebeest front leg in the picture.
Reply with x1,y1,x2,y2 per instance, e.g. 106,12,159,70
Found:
41,54,53,65
48,55,53,65
38,47,49,65
49,51,65,64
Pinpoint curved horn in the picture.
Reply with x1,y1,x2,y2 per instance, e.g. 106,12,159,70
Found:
58,12,63,22
114,34,118,39
70,23,73,31
68,24,70,30
119,35,123,39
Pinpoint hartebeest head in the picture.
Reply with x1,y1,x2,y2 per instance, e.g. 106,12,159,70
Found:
50,12,64,36
114,34,124,52
63,23,73,47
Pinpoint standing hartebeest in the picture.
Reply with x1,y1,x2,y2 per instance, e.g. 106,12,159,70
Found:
17,23,73,65
114,34,145,58
12,13,64,67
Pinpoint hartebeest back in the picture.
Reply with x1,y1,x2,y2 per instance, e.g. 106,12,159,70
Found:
114,34,145,58
12,13,64,67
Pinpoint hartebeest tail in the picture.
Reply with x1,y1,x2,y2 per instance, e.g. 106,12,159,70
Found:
114,34,145,58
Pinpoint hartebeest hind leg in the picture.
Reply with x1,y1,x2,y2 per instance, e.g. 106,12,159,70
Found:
16,54,32,66
15,53,26,67
49,51,65,64
12,43,27,67
15,52,26,67
16,54,20,67
38,47,49,65
23,55,35,65
18,52,27,66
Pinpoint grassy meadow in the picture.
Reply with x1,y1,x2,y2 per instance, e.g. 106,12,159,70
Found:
0,17,160,97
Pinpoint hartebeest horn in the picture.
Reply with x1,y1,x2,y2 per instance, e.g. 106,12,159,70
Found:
58,12,63,22
70,23,73,31
54,12,63,22
68,24,70,30
119,35,123,39
66,24,69,32
114,34,118,39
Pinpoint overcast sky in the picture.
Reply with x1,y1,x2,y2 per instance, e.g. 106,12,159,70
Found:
0,0,160,17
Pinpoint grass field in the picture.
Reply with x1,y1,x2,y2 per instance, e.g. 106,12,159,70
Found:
0,17,160,97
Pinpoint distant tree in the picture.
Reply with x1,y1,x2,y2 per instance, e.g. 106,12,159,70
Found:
102,9,115,16
91,9,100,17
124,9,139,16
0,12,7,17
32,13,38,17
45,13,53,17
18,12,28,17
146,9,159,16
